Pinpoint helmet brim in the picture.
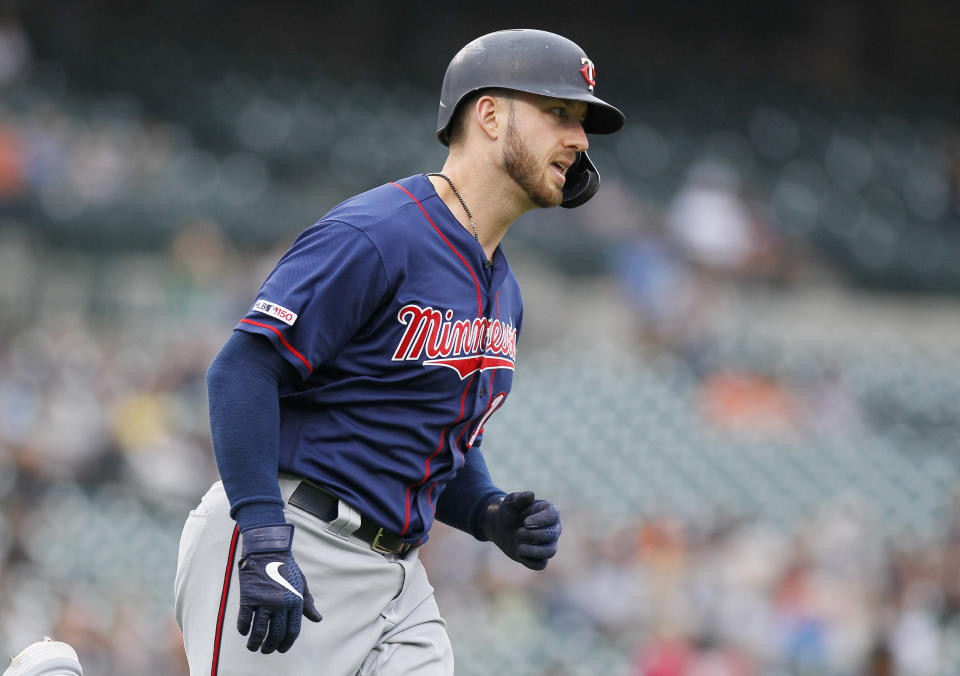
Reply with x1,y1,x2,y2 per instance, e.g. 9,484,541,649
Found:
581,96,625,136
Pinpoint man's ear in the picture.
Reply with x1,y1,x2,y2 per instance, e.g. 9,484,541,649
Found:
475,93,506,142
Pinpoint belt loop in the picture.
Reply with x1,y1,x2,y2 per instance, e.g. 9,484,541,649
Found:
324,498,362,540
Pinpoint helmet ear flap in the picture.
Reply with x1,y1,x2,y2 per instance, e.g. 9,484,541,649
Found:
560,151,600,208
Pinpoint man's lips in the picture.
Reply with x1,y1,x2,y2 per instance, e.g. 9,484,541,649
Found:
551,161,570,184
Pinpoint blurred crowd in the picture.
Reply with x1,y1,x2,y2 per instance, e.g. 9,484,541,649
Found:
428,491,960,675
0,227,233,673
2,10,960,676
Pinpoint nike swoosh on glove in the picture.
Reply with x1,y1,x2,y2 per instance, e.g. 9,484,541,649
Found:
482,491,562,570
236,524,322,654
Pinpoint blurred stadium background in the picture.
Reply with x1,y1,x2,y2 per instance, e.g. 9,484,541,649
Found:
2,1,960,674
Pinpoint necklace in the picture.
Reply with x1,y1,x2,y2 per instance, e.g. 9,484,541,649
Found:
427,172,480,241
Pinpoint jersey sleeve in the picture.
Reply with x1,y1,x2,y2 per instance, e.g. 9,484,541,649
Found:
236,221,390,378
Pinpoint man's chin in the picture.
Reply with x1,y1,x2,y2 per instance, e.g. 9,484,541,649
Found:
538,184,564,208
506,163,564,208
520,173,561,208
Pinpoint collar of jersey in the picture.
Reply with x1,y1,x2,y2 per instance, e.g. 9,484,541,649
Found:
411,173,509,285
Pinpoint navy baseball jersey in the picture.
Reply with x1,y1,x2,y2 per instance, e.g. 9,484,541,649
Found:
236,174,522,544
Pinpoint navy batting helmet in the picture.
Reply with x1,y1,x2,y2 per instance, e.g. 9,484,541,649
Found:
436,29,625,208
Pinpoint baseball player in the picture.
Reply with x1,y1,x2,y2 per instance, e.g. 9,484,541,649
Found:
174,28,624,675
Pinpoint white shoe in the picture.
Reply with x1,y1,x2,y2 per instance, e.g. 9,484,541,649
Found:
3,637,82,676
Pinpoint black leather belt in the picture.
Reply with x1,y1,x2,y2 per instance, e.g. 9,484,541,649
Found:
288,482,412,556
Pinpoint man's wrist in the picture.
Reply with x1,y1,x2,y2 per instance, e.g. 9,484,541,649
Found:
240,523,294,555
233,501,287,532
480,495,505,541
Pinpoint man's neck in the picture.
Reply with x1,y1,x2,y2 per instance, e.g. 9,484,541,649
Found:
427,161,533,261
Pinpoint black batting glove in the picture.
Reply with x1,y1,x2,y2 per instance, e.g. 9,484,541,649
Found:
236,524,322,654
482,491,562,570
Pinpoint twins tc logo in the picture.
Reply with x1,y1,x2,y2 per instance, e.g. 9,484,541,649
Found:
392,304,516,379
580,57,596,92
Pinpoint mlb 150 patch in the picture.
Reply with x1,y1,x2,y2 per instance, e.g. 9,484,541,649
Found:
253,299,298,326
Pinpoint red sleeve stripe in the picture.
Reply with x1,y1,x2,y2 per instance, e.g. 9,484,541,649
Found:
390,181,483,316
239,318,313,373
211,524,240,676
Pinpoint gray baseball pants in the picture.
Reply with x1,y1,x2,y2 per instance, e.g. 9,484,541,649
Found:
174,478,454,675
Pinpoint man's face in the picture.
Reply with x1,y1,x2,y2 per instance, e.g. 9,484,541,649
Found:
501,93,590,209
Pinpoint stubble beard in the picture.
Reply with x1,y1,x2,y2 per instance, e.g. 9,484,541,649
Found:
502,114,563,209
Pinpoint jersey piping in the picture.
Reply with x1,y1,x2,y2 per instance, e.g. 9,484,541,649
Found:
389,181,483,316
390,180,485,535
